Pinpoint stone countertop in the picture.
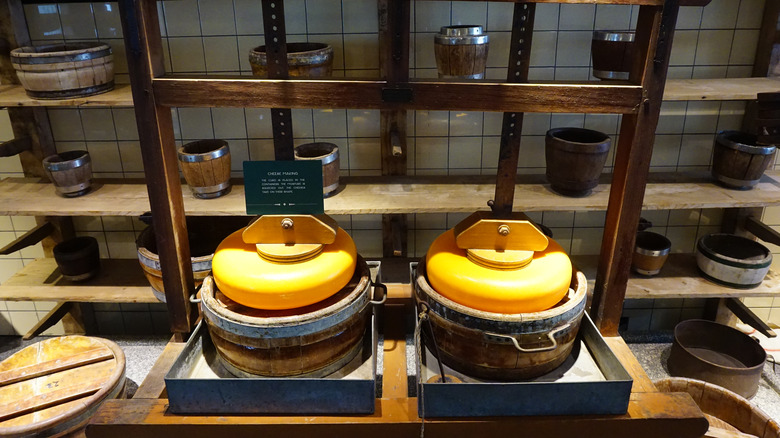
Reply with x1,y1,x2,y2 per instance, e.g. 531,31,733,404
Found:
625,332,780,425
0,334,170,398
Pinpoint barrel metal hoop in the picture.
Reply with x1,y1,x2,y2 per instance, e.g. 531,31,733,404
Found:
484,321,572,353
12,46,112,64
25,82,114,100
714,174,762,188
439,73,484,80
190,181,231,194
178,144,229,162
592,69,630,80
592,31,635,42
43,154,90,171
635,246,670,257
434,35,489,45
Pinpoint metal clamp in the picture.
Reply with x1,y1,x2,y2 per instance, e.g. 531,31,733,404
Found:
486,322,572,353
370,281,387,305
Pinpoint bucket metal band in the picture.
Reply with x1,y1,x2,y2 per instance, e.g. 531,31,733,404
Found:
323,181,340,194
434,35,489,45
178,144,230,162
634,267,662,276
294,143,339,165
190,181,231,194
318,150,339,165
438,25,485,37
592,69,629,80
717,131,776,155
634,246,670,257
44,153,90,171
11,44,112,64
26,82,115,100
440,73,484,79
54,181,91,196
592,31,635,42
714,174,761,188
696,240,772,270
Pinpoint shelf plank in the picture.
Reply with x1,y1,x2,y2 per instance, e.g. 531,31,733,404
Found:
3,171,780,216
0,84,133,108
0,258,157,303
573,254,780,299
663,77,780,101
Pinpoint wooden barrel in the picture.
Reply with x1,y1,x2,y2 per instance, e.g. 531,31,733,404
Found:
591,31,635,80
696,233,772,289
655,377,780,438
631,231,671,276
10,42,114,99
249,42,333,78
415,259,588,380
42,150,92,197
545,127,612,197
294,142,340,197
200,257,373,377
177,139,231,199
434,25,489,79
712,130,776,189
53,236,100,281
0,336,125,437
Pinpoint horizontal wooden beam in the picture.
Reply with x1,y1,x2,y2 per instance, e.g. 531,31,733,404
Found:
153,77,643,114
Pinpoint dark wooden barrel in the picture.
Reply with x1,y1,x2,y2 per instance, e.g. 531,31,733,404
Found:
294,142,340,197
53,236,100,281
0,336,125,437
591,31,635,80
434,25,489,79
200,257,372,377
249,42,333,78
711,130,776,189
177,139,232,199
10,42,114,99
42,150,92,197
415,259,588,380
545,127,612,197
631,231,671,276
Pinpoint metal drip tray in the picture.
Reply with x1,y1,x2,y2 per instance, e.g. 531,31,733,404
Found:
414,312,633,417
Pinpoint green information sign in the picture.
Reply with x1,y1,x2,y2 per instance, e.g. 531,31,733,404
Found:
243,160,324,215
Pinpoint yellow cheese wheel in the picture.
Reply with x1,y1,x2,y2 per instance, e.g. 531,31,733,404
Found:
425,229,572,313
212,227,357,310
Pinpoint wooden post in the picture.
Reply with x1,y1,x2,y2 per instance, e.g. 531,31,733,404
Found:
118,0,196,333
591,1,680,335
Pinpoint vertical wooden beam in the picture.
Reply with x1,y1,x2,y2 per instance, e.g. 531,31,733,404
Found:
119,0,196,333
491,3,534,218
591,1,680,335
379,0,410,257
753,0,780,77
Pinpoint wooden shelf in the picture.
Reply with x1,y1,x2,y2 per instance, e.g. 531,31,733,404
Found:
0,84,133,108
0,78,773,109
573,254,780,299
0,258,157,303
3,171,780,216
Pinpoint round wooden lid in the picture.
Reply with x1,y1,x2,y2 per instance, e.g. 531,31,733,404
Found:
0,336,126,437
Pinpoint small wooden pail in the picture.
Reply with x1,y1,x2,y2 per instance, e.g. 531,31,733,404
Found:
711,130,776,189
631,231,671,276
200,257,372,377
434,25,489,79
177,139,232,199
415,259,588,380
249,42,333,78
545,127,612,197
11,42,114,99
294,142,340,197
53,236,101,281
591,31,635,80
42,150,93,197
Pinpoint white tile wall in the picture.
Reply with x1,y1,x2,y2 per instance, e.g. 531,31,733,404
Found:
0,0,770,335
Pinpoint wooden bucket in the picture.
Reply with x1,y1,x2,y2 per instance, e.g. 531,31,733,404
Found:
712,130,776,189
53,236,100,281
631,231,671,276
434,25,489,79
696,234,772,289
249,42,333,78
545,127,612,197
655,377,780,438
591,31,635,80
294,142,340,197
42,150,92,197
136,218,241,302
415,259,588,380
0,336,125,437
177,139,231,199
10,42,114,99
200,257,373,377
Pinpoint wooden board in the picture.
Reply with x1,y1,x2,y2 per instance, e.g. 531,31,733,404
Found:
664,78,780,101
0,258,157,303
573,254,780,299
3,172,780,216
0,336,125,437
0,84,133,107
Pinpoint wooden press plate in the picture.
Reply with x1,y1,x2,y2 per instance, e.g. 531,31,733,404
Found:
0,336,126,438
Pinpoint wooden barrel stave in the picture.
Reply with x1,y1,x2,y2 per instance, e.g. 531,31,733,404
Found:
545,127,612,197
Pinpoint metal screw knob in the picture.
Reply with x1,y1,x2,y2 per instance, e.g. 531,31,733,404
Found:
498,225,510,236
281,218,294,229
